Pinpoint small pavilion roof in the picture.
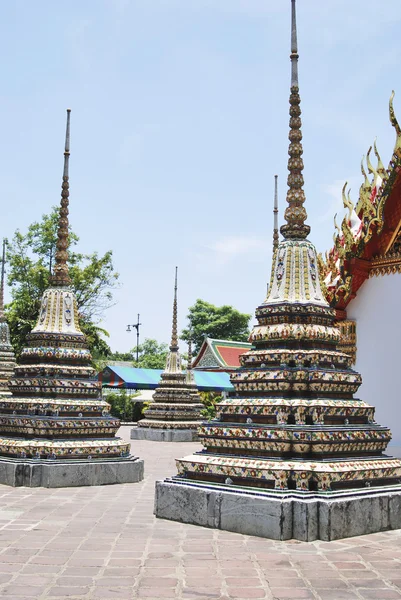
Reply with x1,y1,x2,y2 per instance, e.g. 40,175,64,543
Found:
192,337,252,371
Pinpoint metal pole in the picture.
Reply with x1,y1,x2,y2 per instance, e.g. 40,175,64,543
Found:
136,313,140,363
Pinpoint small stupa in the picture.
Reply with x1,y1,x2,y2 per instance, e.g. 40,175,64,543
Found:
0,240,16,396
131,267,203,441
155,1,401,541
0,109,144,487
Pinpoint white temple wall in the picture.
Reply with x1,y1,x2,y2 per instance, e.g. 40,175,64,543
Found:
347,272,401,444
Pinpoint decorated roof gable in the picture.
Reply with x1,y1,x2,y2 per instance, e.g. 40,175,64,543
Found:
320,92,401,312
192,337,252,370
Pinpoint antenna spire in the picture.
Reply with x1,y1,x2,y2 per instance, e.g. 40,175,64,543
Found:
280,0,310,241
273,175,279,251
0,239,6,320
51,109,72,286
170,266,178,350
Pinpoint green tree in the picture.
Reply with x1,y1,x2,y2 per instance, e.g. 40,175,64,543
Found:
108,351,136,362
134,338,169,369
104,390,142,422
181,299,251,353
6,207,119,358
200,391,222,420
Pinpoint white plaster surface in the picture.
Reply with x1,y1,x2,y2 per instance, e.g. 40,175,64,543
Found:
347,272,401,444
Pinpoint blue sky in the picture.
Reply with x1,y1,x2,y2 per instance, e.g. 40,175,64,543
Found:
1,0,401,352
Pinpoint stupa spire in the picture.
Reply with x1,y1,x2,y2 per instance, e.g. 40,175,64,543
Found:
170,266,178,351
133,270,203,439
51,109,71,286
0,239,6,321
273,175,279,251
280,0,310,240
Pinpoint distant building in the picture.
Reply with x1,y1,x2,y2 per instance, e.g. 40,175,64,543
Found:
192,337,252,372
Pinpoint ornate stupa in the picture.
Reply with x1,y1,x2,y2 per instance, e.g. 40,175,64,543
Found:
155,1,401,541
131,268,204,441
0,240,16,396
0,110,143,487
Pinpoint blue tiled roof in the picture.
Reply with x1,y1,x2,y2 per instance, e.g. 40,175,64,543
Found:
99,365,234,392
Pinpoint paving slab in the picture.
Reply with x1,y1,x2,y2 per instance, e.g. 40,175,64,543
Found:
0,427,398,599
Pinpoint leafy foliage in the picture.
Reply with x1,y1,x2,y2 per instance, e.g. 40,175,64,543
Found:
134,338,169,369
200,391,222,420
105,390,142,422
5,207,119,358
181,299,251,353
108,350,136,362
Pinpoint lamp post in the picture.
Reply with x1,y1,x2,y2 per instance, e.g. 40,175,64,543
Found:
126,314,141,364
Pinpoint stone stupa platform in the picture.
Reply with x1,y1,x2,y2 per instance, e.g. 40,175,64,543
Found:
132,421,201,442
0,453,143,488
155,471,401,542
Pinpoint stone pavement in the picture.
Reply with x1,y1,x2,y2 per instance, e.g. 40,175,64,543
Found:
0,427,400,600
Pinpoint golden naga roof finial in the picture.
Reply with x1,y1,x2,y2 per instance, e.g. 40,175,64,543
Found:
51,109,72,287
373,139,386,178
280,0,310,241
357,155,374,218
342,181,353,217
360,156,371,190
341,182,355,248
333,213,340,245
389,90,401,155
366,145,378,182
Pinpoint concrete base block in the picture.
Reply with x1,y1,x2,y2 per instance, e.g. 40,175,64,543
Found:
154,480,401,541
0,456,144,488
131,427,198,442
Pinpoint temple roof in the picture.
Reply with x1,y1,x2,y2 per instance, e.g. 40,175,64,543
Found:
192,337,252,371
321,93,401,314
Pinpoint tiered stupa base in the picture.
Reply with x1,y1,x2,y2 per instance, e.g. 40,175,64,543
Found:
155,475,401,541
0,431,144,487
